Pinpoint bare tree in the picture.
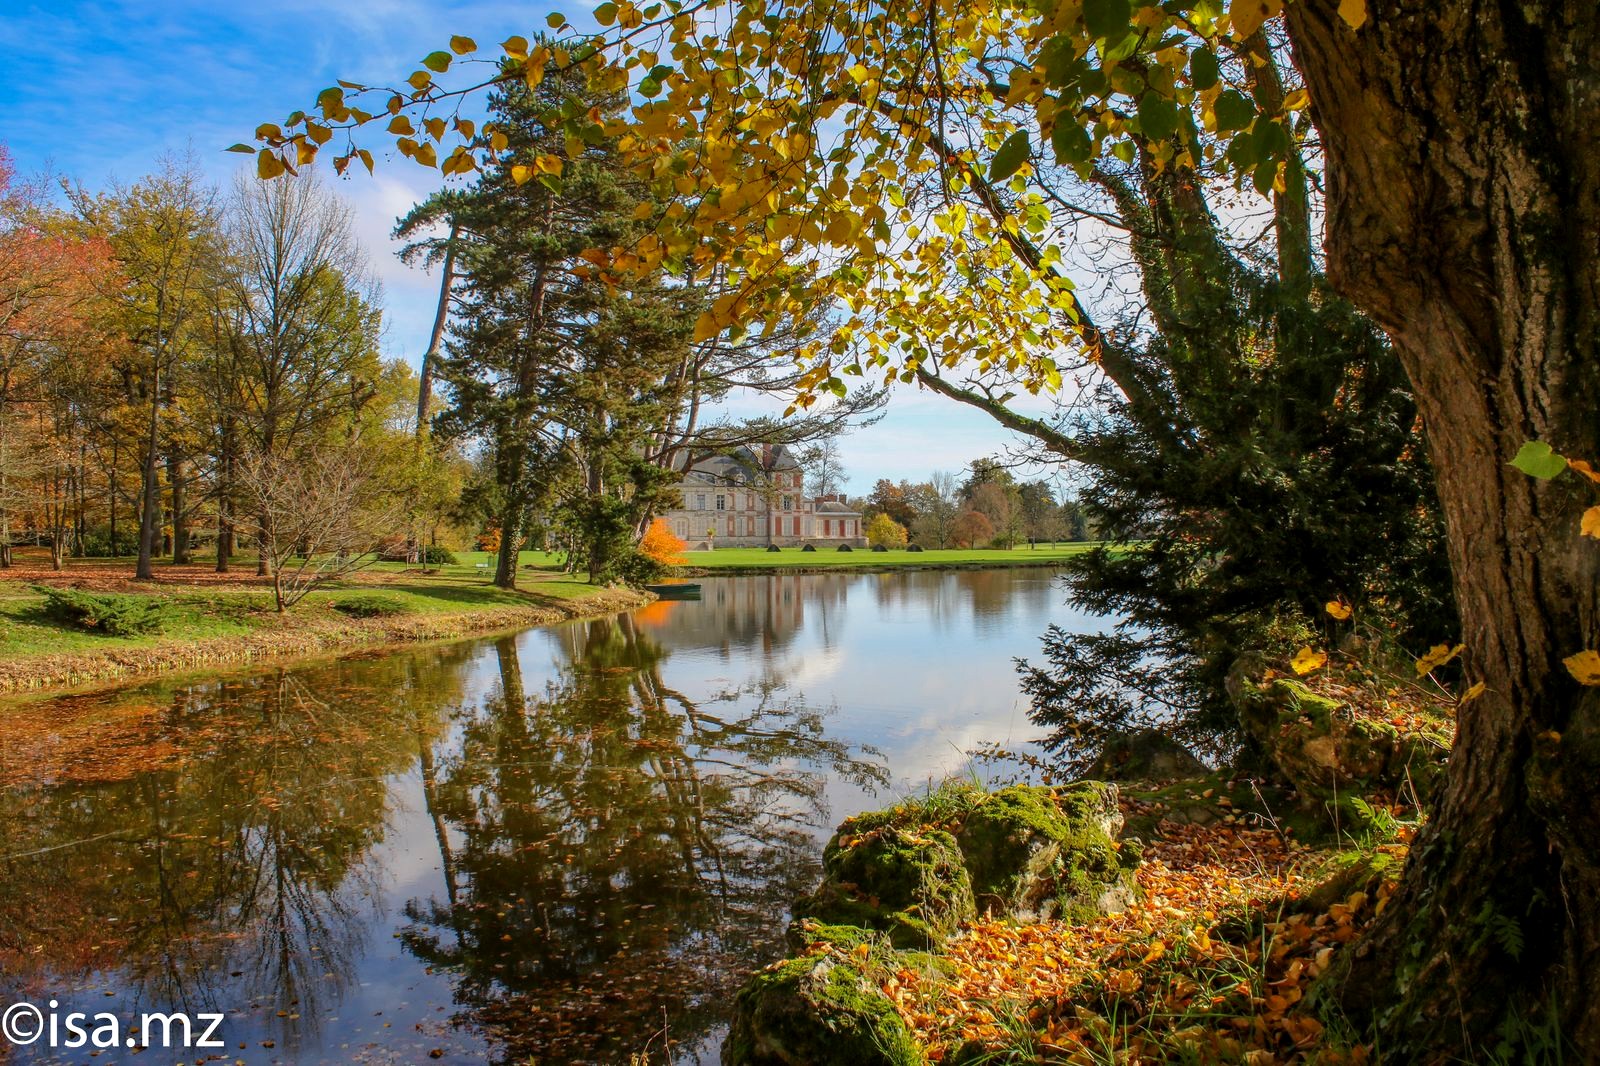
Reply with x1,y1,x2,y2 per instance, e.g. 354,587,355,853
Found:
799,437,848,497
911,471,960,549
235,439,404,611
219,172,382,576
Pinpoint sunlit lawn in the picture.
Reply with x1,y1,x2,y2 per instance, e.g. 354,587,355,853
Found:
0,549,604,661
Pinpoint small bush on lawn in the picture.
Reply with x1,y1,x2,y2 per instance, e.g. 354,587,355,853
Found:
36,586,173,637
330,594,408,618
422,546,458,565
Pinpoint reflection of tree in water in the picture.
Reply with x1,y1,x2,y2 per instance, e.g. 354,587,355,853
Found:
402,615,887,1064
868,569,1059,627
0,644,473,1052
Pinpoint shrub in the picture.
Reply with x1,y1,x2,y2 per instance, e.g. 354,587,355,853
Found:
638,517,687,566
37,586,173,637
422,545,458,565
614,547,667,585
329,594,408,618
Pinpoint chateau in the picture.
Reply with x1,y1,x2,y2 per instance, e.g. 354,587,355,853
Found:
661,445,866,549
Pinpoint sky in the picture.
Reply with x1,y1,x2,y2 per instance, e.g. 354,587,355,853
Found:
0,0,1070,496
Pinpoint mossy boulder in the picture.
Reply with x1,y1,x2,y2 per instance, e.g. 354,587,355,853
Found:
723,947,926,1066
1228,657,1450,820
1085,728,1208,783
956,782,1137,921
792,825,975,949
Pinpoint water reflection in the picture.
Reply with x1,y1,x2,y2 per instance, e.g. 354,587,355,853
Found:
402,617,885,1062
0,567,1085,1064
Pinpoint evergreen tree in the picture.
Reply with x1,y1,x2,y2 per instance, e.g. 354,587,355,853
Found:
433,58,694,587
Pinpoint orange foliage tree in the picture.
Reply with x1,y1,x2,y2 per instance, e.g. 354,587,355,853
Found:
637,517,686,566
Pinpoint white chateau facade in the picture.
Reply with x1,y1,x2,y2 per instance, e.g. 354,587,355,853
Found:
662,444,866,549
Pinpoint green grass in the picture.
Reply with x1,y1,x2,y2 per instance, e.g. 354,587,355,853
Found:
0,561,605,663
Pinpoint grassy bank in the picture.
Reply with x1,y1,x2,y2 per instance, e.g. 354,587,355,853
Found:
0,552,649,694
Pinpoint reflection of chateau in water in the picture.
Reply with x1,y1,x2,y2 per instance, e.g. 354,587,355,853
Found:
635,572,856,658
637,570,1063,659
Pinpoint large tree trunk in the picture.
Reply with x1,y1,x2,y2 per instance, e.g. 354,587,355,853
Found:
416,220,458,439
135,369,162,581
169,455,190,565
1287,0,1600,1056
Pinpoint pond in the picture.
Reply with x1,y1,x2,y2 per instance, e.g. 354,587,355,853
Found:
0,568,1104,1064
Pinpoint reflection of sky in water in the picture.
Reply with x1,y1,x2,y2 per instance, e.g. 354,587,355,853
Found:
0,569,1105,1065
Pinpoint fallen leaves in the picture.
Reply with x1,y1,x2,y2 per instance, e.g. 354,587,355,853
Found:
1289,647,1326,676
874,782,1410,1064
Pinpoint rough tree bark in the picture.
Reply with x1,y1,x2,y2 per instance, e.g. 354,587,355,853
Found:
1287,0,1600,1056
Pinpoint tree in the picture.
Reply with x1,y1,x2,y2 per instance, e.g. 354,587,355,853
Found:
234,437,405,611
69,161,219,580
0,149,119,569
216,172,383,576
948,510,994,550
1016,481,1058,543
799,437,847,497
864,512,908,548
258,0,1600,1049
909,472,960,549
864,478,918,530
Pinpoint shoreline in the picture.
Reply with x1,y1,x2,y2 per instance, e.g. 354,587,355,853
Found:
0,586,653,698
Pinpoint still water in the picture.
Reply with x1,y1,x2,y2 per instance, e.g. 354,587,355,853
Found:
0,569,1101,1064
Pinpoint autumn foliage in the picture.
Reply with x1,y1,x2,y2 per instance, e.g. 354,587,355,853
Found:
865,512,908,548
949,511,994,549
637,517,686,566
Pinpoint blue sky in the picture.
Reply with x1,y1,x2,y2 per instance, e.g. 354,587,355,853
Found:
0,0,1069,495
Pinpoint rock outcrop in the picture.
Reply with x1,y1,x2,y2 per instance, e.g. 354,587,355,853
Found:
726,782,1141,1065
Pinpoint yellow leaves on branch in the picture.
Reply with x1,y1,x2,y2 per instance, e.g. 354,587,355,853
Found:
1564,650,1600,686
1290,647,1327,675
1228,0,1282,38
1414,643,1464,677
1337,0,1368,30
1324,599,1352,621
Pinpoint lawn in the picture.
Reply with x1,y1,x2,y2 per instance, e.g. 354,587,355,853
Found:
0,549,611,666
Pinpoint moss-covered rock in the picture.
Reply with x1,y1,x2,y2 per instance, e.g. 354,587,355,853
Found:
1229,658,1450,823
1085,728,1208,783
956,783,1137,922
723,948,927,1065
792,825,975,949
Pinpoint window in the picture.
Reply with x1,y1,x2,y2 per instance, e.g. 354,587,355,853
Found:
695,494,706,510
716,495,726,510
675,519,688,538
782,495,793,510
